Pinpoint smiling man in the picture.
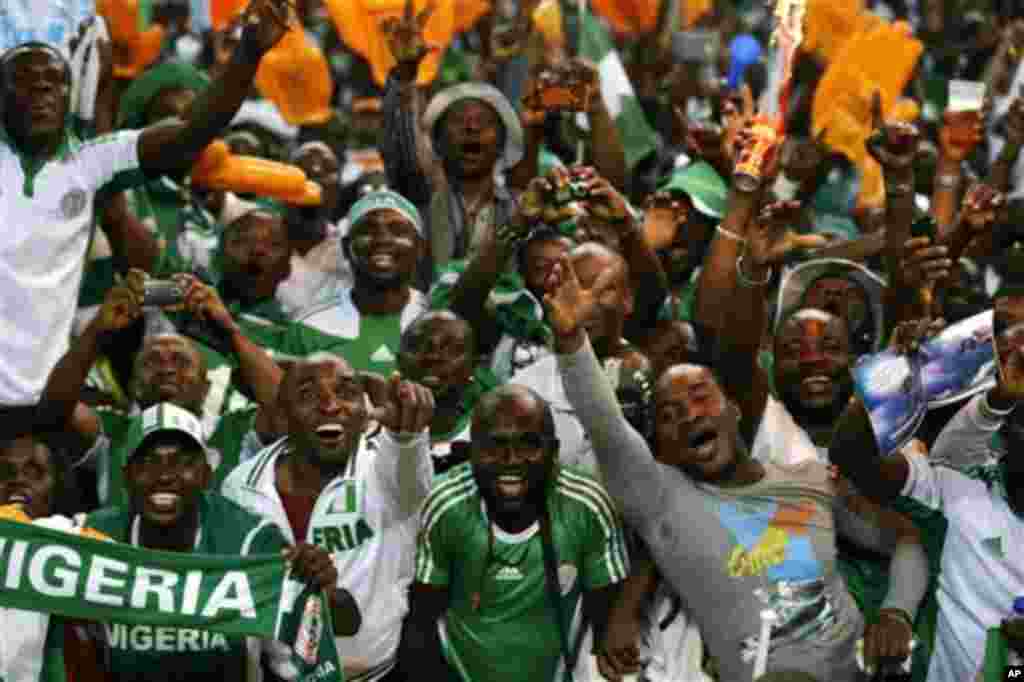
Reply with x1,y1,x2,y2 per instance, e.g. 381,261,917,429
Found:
222,353,434,682
398,384,628,682
0,0,289,427
547,253,928,682
300,190,429,376
85,402,350,682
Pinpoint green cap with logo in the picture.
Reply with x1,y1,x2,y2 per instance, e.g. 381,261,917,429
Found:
344,189,424,238
123,403,208,463
659,161,728,219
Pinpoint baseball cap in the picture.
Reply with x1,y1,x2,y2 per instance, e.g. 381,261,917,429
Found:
123,403,208,463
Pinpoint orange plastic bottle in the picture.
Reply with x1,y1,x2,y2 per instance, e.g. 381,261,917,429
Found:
256,26,334,126
191,141,324,206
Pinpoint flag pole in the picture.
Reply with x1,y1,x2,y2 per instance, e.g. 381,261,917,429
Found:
576,0,586,165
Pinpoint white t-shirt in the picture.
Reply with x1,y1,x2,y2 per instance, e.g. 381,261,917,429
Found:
0,129,143,405
901,453,1024,682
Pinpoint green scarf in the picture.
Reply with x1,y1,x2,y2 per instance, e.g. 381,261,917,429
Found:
0,518,343,682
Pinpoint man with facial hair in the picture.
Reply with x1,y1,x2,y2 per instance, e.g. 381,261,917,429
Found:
397,384,628,682
299,190,429,376
222,354,435,682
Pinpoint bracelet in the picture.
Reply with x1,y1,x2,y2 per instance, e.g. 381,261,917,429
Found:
736,254,772,287
981,390,1016,420
935,174,960,190
885,182,914,197
716,225,746,242
878,607,914,631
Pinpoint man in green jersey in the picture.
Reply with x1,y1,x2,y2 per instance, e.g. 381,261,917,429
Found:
299,190,429,377
39,271,282,507
398,384,629,682
86,402,358,682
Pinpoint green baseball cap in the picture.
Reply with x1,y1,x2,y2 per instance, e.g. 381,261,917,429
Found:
659,161,728,219
123,403,207,463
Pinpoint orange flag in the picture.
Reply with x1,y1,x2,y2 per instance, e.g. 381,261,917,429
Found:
256,26,334,125
812,19,922,208
95,0,165,79
325,0,489,87
589,0,659,36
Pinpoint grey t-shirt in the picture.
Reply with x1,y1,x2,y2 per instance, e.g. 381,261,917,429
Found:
558,339,866,682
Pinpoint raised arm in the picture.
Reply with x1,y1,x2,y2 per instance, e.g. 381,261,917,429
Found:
724,199,827,437
441,177,543,350
365,373,435,522
176,275,283,407
865,94,927,332
546,252,670,523
136,0,289,178
36,272,146,440
574,168,668,336
380,0,443,206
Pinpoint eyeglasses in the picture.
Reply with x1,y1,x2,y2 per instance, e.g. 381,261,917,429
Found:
474,432,551,464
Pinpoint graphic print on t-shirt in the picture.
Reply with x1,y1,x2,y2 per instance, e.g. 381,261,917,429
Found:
717,498,822,582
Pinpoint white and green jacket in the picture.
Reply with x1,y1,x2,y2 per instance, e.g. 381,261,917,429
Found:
221,429,432,682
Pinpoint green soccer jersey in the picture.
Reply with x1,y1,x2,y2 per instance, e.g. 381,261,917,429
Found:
332,312,402,375
93,408,260,508
416,463,629,682
85,493,287,682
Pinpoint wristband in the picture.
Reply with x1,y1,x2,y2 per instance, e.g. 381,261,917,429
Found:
716,225,746,242
736,254,772,287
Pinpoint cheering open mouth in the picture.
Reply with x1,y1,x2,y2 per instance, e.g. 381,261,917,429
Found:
687,427,718,461
315,424,347,447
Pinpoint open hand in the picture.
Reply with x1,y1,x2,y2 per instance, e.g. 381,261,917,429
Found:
543,252,619,342
365,372,434,434
95,269,145,334
865,92,920,171
745,200,827,268
381,0,435,81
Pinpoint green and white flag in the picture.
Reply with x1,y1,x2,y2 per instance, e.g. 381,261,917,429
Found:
578,8,660,169
0,517,343,682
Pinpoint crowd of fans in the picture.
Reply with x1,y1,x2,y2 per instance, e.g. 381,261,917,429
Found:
4,0,1024,680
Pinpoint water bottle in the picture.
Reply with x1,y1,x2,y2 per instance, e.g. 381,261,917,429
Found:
1006,596,1024,666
